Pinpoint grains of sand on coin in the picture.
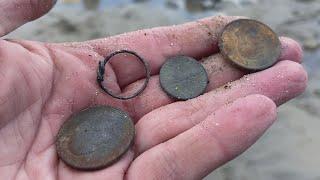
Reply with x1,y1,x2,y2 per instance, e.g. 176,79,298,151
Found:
56,106,135,170
219,19,281,71
159,56,209,100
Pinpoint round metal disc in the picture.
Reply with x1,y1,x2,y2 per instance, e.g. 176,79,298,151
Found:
219,19,281,71
159,56,209,100
56,106,135,171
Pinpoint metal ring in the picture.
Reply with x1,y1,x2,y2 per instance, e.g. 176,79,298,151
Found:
97,50,151,100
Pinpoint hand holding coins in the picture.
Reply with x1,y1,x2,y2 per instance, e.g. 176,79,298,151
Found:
56,18,281,171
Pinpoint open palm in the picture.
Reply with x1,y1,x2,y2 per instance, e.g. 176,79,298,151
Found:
0,1,307,180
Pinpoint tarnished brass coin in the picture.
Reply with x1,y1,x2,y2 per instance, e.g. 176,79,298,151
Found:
219,19,281,71
56,106,134,171
159,56,209,100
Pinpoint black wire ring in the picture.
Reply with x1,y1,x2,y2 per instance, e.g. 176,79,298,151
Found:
97,50,151,100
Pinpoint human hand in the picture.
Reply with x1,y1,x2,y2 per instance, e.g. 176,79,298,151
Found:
0,1,307,180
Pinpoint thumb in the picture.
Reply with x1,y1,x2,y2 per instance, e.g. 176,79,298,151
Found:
0,0,57,36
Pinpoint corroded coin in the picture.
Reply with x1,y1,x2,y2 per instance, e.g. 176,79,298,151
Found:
219,19,281,71
159,56,209,100
56,106,135,170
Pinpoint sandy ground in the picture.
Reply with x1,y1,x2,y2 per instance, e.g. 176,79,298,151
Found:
5,0,320,179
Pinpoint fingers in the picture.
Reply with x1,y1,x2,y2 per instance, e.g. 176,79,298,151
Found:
123,37,303,120
128,95,277,180
134,60,307,154
0,0,56,36
279,37,303,63
84,16,241,87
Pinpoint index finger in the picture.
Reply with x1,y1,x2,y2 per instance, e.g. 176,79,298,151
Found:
83,16,242,87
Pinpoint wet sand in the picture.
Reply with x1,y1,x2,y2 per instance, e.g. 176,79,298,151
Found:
5,0,320,179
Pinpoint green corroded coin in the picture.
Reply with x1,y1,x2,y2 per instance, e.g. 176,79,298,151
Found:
56,106,135,171
159,56,209,100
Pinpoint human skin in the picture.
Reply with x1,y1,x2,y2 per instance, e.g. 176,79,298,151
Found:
0,1,307,180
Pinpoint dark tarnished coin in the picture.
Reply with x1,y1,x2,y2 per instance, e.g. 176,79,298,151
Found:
159,56,209,100
219,19,281,71
56,106,135,171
